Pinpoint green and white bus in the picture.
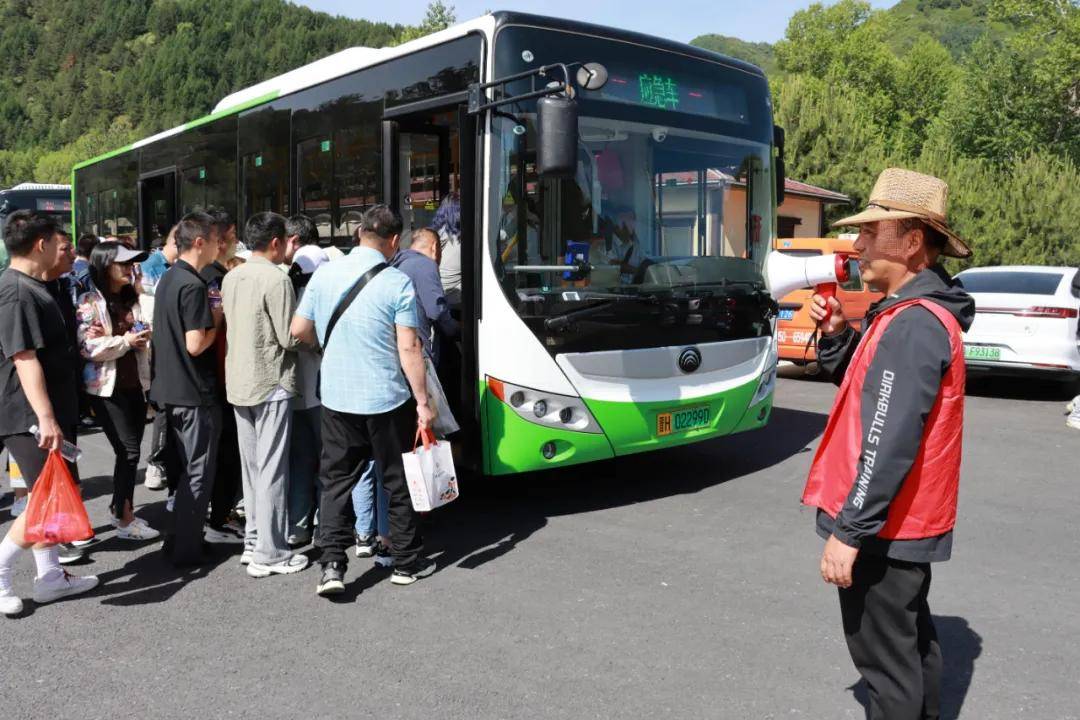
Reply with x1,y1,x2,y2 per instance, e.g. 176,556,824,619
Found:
72,11,783,476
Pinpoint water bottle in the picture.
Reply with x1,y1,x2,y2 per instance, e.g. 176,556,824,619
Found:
28,425,83,463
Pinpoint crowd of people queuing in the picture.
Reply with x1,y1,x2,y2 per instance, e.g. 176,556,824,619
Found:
0,196,463,615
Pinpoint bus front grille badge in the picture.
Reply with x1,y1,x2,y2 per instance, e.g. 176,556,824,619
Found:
678,347,702,374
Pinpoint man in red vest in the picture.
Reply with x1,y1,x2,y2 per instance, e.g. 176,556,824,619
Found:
804,168,975,720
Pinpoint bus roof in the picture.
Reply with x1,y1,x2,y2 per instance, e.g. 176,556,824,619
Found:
1,183,71,194
74,11,767,173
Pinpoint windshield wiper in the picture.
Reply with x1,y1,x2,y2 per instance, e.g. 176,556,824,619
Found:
543,293,661,331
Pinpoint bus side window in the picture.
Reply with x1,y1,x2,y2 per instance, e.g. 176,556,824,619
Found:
297,137,334,243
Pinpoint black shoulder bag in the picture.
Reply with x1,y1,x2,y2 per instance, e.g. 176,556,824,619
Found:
315,262,387,399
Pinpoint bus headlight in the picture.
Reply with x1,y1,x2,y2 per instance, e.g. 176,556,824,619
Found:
486,377,603,434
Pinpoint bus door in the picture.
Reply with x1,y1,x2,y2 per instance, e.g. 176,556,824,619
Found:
138,169,176,250
382,104,480,456
385,122,450,247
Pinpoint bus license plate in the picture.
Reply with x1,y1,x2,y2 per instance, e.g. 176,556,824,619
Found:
656,406,710,437
778,309,795,321
964,345,1001,361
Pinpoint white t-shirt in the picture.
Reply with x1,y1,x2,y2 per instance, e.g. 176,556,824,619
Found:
438,228,462,297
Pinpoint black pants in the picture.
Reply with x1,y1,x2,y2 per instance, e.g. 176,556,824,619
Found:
148,404,179,491
208,399,241,528
90,389,147,519
839,554,942,720
166,404,221,564
1,428,80,492
317,400,420,567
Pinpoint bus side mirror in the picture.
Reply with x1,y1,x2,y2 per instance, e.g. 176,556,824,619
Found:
537,94,578,178
774,124,786,205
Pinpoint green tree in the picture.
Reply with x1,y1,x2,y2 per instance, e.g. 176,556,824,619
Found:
775,0,873,76
396,1,456,44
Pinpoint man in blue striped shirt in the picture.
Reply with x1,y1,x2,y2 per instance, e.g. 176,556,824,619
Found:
291,205,435,596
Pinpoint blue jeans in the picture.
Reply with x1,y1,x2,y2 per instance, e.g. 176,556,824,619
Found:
351,459,389,539
287,406,321,536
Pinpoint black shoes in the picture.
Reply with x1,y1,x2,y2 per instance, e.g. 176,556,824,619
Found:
316,561,346,596
390,558,436,586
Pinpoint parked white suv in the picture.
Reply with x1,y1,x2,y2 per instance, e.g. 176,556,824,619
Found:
955,266,1080,380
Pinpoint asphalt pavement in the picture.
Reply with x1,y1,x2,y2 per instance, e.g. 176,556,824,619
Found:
1,372,1077,719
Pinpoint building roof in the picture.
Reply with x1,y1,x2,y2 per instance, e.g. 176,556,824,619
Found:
782,179,851,204
657,171,851,205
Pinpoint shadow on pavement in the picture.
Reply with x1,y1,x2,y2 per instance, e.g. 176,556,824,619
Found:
848,614,982,720
78,499,237,606
966,375,1078,402
428,405,827,574
53,405,826,601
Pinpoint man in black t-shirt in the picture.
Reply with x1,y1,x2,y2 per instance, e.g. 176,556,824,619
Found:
149,211,224,566
0,211,98,617
200,209,244,543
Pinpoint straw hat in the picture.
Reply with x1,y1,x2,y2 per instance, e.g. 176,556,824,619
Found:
832,168,971,258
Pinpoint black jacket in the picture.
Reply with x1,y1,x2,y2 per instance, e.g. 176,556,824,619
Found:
815,266,974,562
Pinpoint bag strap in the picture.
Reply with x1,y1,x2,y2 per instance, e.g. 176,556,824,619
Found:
413,428,436,452
322,263,387,351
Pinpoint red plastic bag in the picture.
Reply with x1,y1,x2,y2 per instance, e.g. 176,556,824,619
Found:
22,450,94,544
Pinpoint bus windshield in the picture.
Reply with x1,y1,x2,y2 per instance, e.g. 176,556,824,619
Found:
490,26,775,354
0,187,73,269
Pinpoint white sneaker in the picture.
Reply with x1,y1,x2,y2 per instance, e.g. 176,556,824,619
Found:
70,537,95,547
240,549,253,566
205,525,244,544
144,464,167,491
0,578,22,616
1067,406,1080,430
116,519,161,541
247,553,309,578
1067,396,1079,414
9,495,27,518
32,570,99,604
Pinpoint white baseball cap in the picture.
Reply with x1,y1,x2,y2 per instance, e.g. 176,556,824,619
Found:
293,244,329,275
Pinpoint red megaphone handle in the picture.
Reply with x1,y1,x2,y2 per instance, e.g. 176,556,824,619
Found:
815,283,837,322
814,254,849,323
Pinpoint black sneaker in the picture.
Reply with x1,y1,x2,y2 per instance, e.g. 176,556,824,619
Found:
57,543,85,565
354,534,375,558
373,540,393,569
316,561,346,596
391,558,436,586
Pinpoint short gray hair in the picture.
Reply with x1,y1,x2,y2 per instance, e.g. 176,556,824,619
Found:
898,217,946,253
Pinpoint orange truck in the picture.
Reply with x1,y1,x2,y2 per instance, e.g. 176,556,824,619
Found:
773,236,882,363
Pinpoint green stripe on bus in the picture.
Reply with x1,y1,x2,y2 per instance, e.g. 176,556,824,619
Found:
479,376,773,475
72,89,281,172
582,378,762,457
72,143,137,171
182,90,280,132
481,382,615,475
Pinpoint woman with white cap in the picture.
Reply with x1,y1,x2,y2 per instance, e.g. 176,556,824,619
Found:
76,241,160,540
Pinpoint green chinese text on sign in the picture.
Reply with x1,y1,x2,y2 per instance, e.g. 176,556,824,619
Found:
639,74,680,110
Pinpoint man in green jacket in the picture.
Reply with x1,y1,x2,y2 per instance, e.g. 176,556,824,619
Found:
221,212,308,579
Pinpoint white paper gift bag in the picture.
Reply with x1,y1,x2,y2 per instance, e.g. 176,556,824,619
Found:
403,429,459,512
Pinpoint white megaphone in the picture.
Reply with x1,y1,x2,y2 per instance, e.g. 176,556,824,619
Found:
766,252,853,321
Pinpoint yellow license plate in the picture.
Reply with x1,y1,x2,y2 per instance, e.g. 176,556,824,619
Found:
656,406,711,437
